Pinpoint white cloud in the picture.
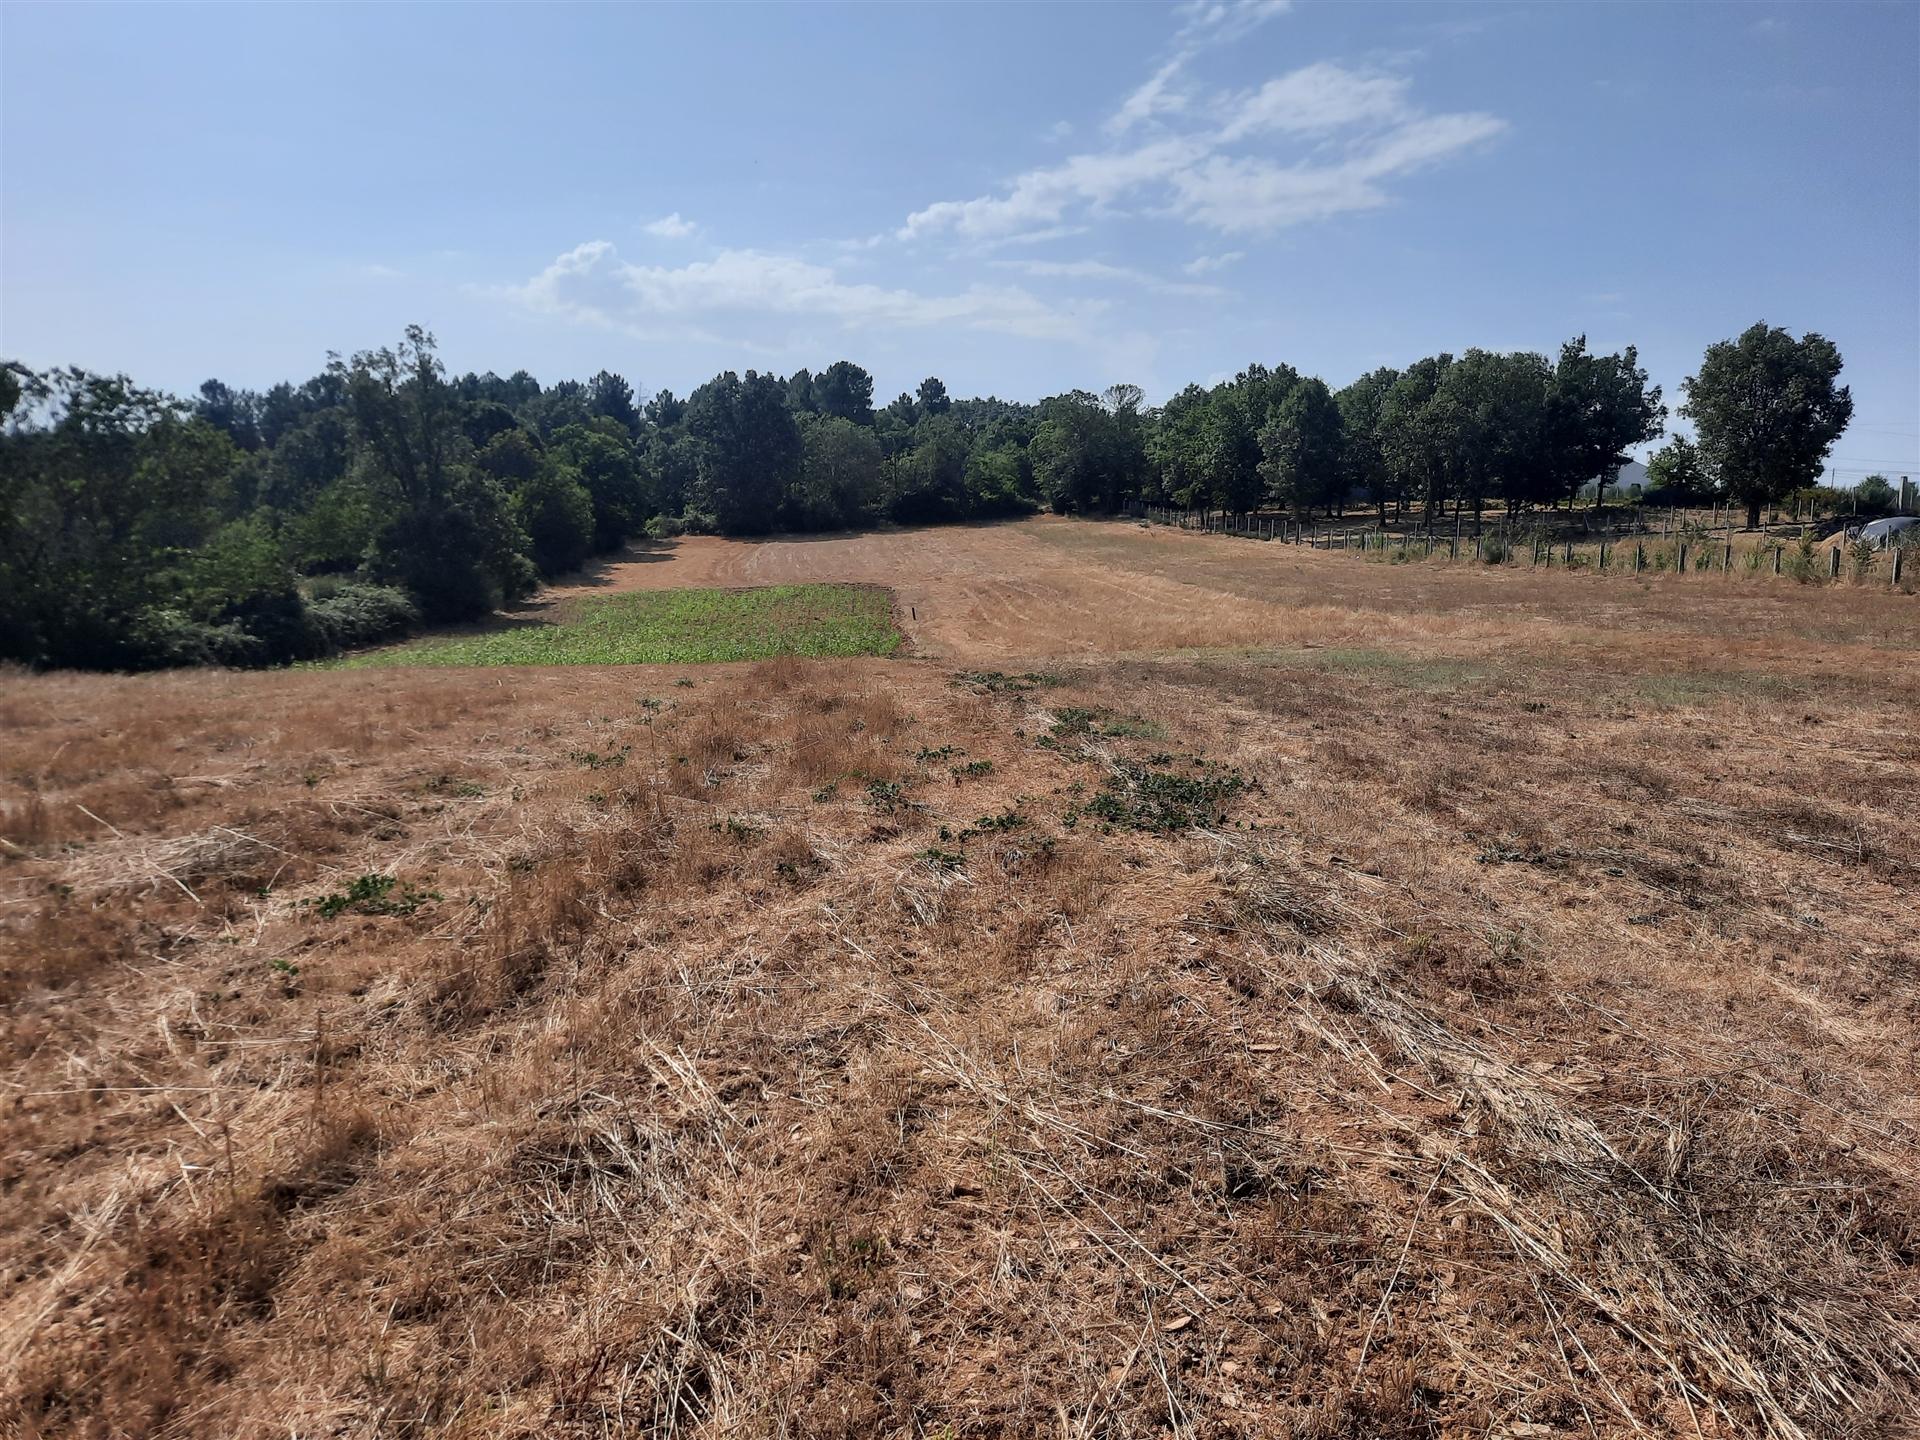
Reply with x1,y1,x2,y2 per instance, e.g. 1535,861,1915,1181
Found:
1167,113,1505,232
643,212,699,239
1109,0,1294,137
1109,58,1193,136
988,257,1226,297
1172,0,1293,48
900,137,1209,242
500,240,1099,342
901,63,1504,244
1183,251,1244,274
1215,63,1410,141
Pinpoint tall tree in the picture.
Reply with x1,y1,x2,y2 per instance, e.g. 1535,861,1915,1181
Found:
793,414,883,528
916,376,951,416
1378,355,1454,524
1645,435,1708,503
335,325,460,510
1148,384,1212,507
786,368,818,415
1336,367,1400,523
816,360,876,425
887,414,971,521
645,388,687,429
684,370,802,533
1682,322,1852,529
1545,337,1663,517
553,421,650,550
1258,378,1344,520
586,370,642,435
1436,350,1554,520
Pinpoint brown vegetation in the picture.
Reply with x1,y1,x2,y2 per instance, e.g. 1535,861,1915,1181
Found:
3,519,1917,1437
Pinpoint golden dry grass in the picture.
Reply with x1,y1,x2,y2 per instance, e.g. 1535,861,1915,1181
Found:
3,519,1917,1438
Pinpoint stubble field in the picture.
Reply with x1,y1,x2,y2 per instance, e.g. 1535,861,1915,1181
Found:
3,516,1916,1438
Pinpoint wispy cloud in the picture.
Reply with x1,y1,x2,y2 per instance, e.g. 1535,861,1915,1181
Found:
900,60,1503,243
988,257,1225,297
1183,251,1244,275
1215,63,1410,141
1110,0,1294,137
497,240,1100,342
643,212,699,239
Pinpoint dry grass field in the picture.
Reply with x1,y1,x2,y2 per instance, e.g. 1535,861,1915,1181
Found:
3,517,1917,1439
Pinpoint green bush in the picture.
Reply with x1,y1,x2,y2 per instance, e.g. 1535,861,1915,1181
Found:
127,607,267,668
305,580,419,651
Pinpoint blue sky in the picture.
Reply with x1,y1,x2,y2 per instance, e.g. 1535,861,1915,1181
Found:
3,1,1915,474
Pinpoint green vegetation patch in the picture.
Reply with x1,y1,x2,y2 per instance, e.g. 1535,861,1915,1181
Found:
1635,671,1802,707
336,584,902,668
1073,759,1247,833
1288,647,1485,691
307,873,441,920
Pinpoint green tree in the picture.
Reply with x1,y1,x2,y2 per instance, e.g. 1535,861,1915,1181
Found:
1854,474,1896,515
685,370,802,533
1645,435,1708,504
887,414,971,521
1436,350,1554,520
786,368,818,414
916,377,951,416
552,421,649,549
1545,337,1664,516
514,462,595,577
586,370,642,435
815,361,876,425
793,414,883,528
1378,355,1454,523
0,366,255,667
1030,389,1144,514
1682,323,1853,529
963,444,1036,515
1148,384,1213,507
1257,377,1344,520
1335,368,1400,523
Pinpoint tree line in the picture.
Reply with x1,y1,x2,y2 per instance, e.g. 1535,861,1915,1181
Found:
0,320,1858,670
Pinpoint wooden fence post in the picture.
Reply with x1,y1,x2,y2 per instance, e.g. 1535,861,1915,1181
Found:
1894,546,1905,586
1599,541,1608,571
1828,546,1841,580
1723,543,1732,572
1678,542,1687,573
1634,542,1643,574
1773,546,1782,576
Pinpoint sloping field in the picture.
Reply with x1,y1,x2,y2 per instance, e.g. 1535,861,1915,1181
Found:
3,519,1917,1438
553,517,1917,670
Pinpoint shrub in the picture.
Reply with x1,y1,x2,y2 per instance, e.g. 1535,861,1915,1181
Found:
644,513,687,540
514,464,596,578
126,608,266,669
369,494,536,623
304,581,419,652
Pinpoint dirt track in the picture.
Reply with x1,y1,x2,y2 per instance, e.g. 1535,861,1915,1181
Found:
547,516,1917,671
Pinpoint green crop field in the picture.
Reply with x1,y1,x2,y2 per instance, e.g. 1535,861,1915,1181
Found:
334,584,902,668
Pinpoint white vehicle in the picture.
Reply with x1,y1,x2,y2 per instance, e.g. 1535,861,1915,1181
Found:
1849,515,1917,545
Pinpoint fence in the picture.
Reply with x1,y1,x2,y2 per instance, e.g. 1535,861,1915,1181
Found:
1136,504,1915,590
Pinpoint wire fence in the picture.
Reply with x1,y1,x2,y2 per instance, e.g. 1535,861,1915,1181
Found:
1133,504,1916,590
